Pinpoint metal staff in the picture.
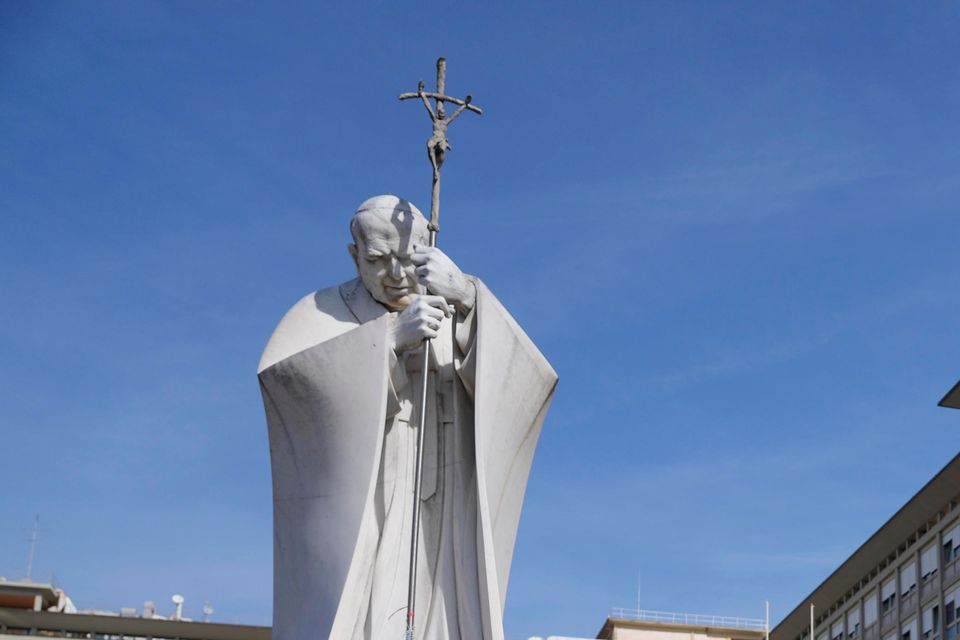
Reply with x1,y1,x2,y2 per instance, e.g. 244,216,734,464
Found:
398,57,482,640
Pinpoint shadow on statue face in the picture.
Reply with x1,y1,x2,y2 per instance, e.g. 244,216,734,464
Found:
348,206,429,311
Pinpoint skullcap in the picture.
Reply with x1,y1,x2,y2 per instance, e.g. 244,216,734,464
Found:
355,194,423,218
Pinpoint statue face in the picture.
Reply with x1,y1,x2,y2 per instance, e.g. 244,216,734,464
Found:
349,208,428,311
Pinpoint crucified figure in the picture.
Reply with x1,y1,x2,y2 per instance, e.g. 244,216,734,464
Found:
416,79,473,176
399,58,482,234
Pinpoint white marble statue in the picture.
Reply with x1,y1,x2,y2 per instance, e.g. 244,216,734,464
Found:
257,195,557,640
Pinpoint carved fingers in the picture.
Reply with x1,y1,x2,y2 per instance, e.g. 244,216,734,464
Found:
415,295,450,332
390,294,452,352
411,246,476,312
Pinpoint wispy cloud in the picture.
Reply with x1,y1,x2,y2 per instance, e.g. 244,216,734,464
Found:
486,134,892,233
643,275,948,390
716,550,847,571
650,337,828,389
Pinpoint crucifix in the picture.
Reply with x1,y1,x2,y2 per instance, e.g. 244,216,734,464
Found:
398,57,482,640
399,57,483,239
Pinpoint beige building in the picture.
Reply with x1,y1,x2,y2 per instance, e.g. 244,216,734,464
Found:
596,610,768,640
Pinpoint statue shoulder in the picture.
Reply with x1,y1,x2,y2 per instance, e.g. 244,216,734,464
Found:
257,282,359,373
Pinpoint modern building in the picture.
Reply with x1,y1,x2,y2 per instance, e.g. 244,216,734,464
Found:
771,452,960,640
0,580,270,640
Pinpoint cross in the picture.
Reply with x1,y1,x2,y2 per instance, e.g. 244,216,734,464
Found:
397,57,482,640
399,57,482,238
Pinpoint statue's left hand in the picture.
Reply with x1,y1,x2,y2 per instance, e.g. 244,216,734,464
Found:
411,246,476,313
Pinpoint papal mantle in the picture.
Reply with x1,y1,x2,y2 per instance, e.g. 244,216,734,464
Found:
257,276,557,640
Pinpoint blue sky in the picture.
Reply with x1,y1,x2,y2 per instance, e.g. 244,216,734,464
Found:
1,2,958,638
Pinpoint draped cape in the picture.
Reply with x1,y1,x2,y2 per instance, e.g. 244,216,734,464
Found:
257,279,557,640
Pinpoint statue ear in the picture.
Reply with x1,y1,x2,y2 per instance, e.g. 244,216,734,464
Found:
347,243,359,268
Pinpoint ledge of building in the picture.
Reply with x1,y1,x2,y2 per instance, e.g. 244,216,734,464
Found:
0,608,271,640
597,617,768,640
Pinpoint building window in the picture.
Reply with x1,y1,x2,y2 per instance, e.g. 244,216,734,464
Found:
921,544,938,582
866,590,879,627
901,561,918,598
945,523,960,565
850,607,862,639
904,617,918,640
922,603,940,640
834,620,846,640
882,578,898,614
946,585,959,640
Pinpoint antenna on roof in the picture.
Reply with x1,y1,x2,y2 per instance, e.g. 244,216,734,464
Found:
202,602,213,623
636,568,641,614
25,514,40,582
172,594,184,620
765,600,770,640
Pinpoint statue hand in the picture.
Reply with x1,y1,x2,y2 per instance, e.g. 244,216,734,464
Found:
389,295,452,352
411,246,476,313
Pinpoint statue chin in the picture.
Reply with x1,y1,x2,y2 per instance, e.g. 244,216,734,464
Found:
373,284,424,312
376,293,411,312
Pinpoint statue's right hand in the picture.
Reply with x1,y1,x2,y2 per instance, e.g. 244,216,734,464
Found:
389,295,452,352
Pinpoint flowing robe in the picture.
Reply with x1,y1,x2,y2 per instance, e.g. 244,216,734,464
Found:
257,277,557,640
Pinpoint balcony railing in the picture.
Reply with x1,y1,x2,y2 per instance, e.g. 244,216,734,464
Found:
944,556,960,588
901,591,918,615
609,608,767,631
881,610,897,633
920,575,940,603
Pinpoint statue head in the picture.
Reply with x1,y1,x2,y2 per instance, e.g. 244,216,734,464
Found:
348,195,430,311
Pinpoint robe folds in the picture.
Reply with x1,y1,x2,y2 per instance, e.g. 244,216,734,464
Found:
257,277,557,640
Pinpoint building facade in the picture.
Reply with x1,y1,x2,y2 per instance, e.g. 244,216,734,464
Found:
0,580,269,640
772,453,960,640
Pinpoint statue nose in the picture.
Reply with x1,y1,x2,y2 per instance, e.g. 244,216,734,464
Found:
389,256,404,278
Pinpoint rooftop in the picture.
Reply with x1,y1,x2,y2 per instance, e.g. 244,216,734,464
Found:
597,608,769,640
